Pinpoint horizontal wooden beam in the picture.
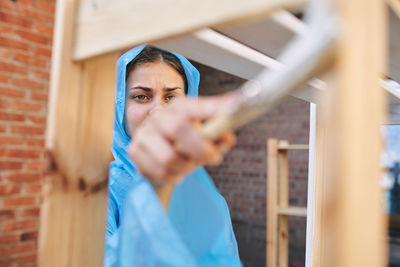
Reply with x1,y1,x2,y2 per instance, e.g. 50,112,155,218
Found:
73,0,306,60
278,207,307,217
277,143,309,150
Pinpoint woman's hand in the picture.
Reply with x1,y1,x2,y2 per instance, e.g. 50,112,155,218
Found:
128,95,238,185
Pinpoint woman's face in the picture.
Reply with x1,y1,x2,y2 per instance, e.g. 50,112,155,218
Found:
125,61,185,137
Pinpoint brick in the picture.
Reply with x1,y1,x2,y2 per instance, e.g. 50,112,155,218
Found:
32,69,50,80
11,125,44,135
18,252,37,264
0,11,33,29
30,92,48,102
0,73,10,83
0,61,29,75
37,0,55,14
26,161,44,171
0,162,23,171
2,196,36,207
34,46,52,59
28,114,46,124
0,210,15,220
2,219,37,232
0,136,24,145
34,22,53,36
0,47,12,59
20,231,38,241
0,242,35,256
0,184,21,195
0,233,20,243
0,258,17,266
14,52,48,68
0,22,14,35
11,77,45,90
7,173,41,183
15,29,50,45
18,0,35,5
0,87,26,98
0,111,25,122
26,138,45,147
0,36,30,51
17,7,53,25
24,184,42,193
7,149,41,159
0,1,17,11
9,100,42,112
0,98,9,109
21,207,40,217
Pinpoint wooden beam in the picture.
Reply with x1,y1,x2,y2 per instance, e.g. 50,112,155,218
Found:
277,143,309,150
278,207,307,217
310,100,330,267
73,0,306,60
38,0,118,266
389,7,400,82
267,139,279,267
388,0,400,19
321,0,388,266
278,140,289,267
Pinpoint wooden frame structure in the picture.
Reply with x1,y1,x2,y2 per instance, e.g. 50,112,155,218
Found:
267,139,308,267
38,0,399,266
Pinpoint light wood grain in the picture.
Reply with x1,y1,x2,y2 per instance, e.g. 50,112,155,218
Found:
74,0,306,60
321,0,388,266
278,207,307,217
278,140,289,267
38,0,118,266
267,139,279,267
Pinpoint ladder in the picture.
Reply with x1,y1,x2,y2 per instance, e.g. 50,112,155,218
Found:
267,138,309,267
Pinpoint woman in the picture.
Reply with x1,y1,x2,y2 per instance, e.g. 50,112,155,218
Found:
105,45,241,266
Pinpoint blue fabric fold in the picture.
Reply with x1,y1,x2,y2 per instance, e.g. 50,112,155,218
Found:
105,45,241,267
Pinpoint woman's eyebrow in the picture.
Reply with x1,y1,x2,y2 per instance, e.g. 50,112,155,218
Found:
130,86,152,91
164,87,182,92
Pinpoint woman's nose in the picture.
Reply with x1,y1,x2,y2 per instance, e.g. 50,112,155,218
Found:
149,97,164,115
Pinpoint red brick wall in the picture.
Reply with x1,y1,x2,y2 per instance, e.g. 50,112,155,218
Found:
195,62,310,267
0,0,54,266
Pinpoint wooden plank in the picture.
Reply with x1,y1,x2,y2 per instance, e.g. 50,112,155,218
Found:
321,0,388,266
213,13,296,59
278,207,307,217
389,8,400,82
277,143,309,150
305,103,316,267
278,140,289,267
388,0,400,19
310,101,330,267
267,139,279,267
74,0,306,60
38,0,118,266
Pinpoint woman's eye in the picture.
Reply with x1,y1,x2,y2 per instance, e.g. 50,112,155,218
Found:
165,95,176,102
132,95,150,102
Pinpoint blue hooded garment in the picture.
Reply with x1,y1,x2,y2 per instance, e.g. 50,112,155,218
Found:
104,45,241,267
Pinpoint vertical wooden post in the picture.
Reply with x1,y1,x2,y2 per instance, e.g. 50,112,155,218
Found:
267,139,279,267
310,101,330,267
321,0,388,266
278,140,289,267
38,0,118,266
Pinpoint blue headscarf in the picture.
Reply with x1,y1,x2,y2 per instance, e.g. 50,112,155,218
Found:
105,45,241,267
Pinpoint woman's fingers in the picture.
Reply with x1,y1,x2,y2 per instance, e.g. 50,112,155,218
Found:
152,104,222,165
